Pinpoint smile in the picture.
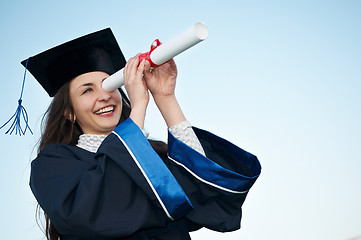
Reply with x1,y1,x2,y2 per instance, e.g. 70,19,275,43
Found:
94,105,115,115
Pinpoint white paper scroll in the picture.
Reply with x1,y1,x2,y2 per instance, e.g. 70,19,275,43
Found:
102,22,208,92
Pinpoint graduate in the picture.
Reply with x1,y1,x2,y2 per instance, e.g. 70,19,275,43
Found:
23,28,261,240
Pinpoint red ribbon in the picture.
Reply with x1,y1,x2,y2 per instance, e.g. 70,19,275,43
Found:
139,39,162,68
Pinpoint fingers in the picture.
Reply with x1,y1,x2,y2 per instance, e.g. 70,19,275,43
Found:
168,58,177,71
124,54,151,89
123,54,140,83
143,59,151,72
123,54,149,110
143,60,152,80
137,58,146,79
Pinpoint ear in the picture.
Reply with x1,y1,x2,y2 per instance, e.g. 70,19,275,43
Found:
64,109,76,123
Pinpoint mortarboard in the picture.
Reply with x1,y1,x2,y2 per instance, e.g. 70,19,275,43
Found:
1,28,127,135
22,28,126,97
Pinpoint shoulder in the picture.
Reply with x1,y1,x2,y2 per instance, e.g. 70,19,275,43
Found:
39,143,79,154
37,143,94,159
33,143,96,168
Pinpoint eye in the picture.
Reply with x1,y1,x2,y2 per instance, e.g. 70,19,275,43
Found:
82,88,93,95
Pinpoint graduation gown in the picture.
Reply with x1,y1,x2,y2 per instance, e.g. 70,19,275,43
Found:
30,118,261,240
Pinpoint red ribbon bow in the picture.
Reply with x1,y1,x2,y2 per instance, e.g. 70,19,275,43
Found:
139,39,162,68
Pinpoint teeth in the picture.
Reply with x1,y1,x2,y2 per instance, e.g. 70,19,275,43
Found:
95,106,114,115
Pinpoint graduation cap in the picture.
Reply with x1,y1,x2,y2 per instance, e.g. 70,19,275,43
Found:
1,28,127,135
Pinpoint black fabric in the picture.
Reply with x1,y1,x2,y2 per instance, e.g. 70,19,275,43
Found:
193,127,260,178
21,28,126,97
30,130,260,239
31,142,170,239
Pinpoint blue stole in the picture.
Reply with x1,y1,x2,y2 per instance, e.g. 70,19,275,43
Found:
168,127,261,193
113,118,193,220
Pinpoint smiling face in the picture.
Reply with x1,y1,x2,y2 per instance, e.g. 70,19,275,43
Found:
69,71,122,135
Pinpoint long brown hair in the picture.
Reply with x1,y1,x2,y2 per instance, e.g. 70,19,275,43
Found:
37,81,167,240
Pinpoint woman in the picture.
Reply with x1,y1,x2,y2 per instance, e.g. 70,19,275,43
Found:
25,28,261,240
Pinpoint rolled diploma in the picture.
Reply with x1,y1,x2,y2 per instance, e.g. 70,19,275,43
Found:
102,22,208,92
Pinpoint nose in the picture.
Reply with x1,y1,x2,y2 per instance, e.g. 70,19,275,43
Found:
97,89,111,102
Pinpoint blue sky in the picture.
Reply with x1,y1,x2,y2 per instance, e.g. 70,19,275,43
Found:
1,1,360,239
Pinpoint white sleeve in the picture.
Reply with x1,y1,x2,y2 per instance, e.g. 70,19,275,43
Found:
168,120,206,156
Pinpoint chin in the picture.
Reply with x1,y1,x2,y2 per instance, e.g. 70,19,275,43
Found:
101,122,119,132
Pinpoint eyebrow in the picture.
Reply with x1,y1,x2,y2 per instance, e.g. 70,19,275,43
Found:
76,77,108,91
77,82,94,90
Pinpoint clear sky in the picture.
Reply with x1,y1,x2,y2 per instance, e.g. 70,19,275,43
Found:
1,0,360,239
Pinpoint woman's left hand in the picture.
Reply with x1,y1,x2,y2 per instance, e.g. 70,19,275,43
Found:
143,59,178,99
143,59,186,128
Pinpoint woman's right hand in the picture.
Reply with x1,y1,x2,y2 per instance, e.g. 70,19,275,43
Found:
123,54,149,129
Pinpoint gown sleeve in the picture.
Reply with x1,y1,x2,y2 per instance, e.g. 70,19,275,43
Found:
166,127,261,232
30,118,193,239
168,120,205,156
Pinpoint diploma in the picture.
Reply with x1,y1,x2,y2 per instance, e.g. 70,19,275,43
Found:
102,22,208,92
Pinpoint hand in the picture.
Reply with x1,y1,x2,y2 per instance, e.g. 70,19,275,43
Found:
123,54,149,109
123,54,149,129
143,59,186,128
143,59,178,99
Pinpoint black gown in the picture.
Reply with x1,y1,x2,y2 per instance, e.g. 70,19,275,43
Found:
30,118,261,239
